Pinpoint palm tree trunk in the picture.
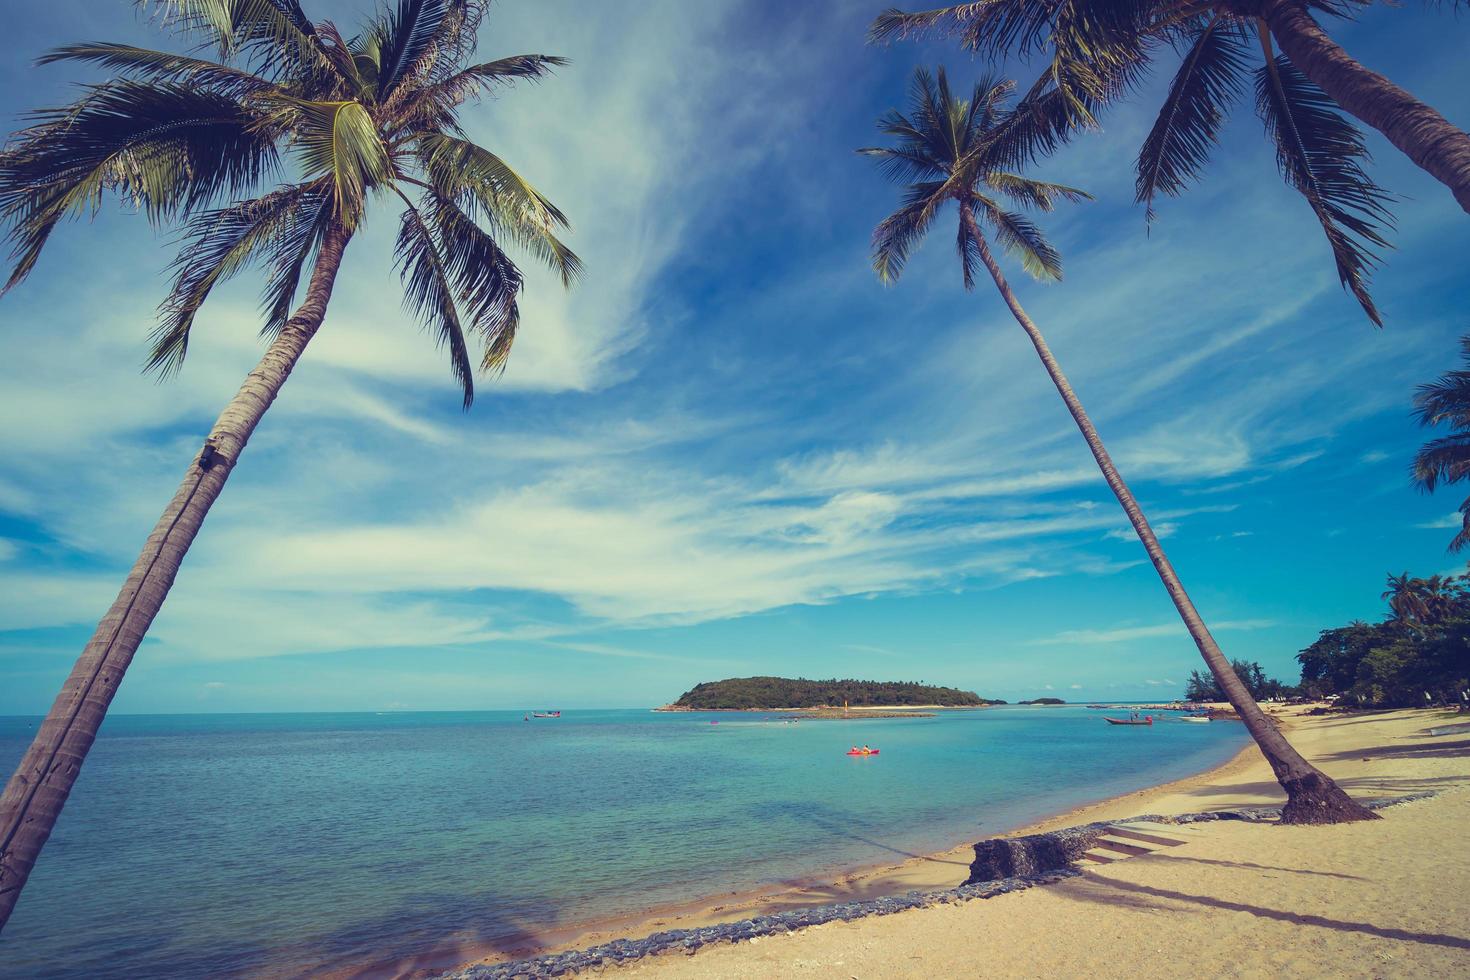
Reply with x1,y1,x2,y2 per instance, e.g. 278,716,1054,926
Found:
0,221,354,932
961,208,1375,824
1254,0,1470,214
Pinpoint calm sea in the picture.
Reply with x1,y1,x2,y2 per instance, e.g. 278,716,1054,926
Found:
0,706,1245,978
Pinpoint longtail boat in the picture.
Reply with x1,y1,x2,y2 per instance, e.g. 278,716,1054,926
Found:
1104,716,1153,726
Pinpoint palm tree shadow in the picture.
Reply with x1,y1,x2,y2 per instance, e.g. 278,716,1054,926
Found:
1162,855,1364,880
1322,738,1470,762
1061,876,1470,950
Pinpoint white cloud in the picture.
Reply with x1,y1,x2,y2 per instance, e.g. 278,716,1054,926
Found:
1416,513,1463,530
1031,619,1277,646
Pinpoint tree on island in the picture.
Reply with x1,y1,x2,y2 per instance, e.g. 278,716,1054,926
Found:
862,66,1374,824
0,0,579,930
673,677,994,710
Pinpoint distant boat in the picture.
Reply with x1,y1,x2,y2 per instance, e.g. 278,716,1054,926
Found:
531,711,562,718
1105,716,1153,726
1181,715,1210,723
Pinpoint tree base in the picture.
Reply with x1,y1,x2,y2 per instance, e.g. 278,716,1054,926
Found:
1280,770,1379,825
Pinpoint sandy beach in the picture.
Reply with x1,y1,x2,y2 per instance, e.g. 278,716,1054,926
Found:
442,705,1470,978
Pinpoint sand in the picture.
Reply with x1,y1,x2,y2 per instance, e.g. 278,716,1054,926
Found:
592,705,1470,979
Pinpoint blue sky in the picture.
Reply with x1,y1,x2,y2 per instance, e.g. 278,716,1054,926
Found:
0,1,1467,713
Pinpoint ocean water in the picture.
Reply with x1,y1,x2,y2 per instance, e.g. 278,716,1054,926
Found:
0,707,1245,978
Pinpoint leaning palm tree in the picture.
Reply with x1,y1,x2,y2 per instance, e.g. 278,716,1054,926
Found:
0,0,580,930
863,67,1375,824
871,0,1461,324
1413,336,1470,551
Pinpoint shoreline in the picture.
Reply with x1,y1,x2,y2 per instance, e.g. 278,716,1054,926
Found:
415,706,1257,979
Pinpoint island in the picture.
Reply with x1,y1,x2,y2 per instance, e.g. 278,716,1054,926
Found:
657,676,1001,712
1018,697,1066,705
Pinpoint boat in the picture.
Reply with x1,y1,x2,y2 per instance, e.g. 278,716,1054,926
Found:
845,748,880,756
1181,715,1210,723
531,711,562,718
1104,716,1153,726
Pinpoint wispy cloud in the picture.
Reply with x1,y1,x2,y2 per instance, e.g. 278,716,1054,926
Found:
1030,620,1277,646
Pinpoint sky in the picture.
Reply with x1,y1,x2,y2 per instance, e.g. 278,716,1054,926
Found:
0,0,1467,713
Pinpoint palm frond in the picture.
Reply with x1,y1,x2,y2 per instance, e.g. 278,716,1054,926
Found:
391,54,567,133
430,193,525,376
976,194,1064,280
284,99,393,225
869,179,947,283
416,132,580,284
0,81,276,293
870,3,1056,56
395,193,474,406
375,0,450,99
1412,434,1470,494
1413,345,1470,430
259,183,334,338
37,43,273,97
151,181,320,373
984,172,1092,210
1135,17,1250,222
1254,54,1393,325
140,0,328,79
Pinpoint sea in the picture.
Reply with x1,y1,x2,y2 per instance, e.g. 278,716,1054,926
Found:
0,706,1246,978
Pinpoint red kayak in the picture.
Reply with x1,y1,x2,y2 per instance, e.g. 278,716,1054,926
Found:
845,749,880,756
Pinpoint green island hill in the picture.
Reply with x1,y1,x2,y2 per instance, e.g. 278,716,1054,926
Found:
1018,697,1067,705
658,677,1002,711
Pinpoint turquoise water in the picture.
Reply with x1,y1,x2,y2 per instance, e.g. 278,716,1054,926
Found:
0,707,1245,978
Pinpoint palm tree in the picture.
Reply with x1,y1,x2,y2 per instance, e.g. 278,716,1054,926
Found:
863,66,1375,824
1382,572,1430,624
1413,336,1470,551
872,0,1467,324
0,0,580,930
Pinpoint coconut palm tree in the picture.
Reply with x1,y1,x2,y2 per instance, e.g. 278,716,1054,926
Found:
871,0,1467,324
0,0,580,930
863,66,1375,824
1413,336,1470,551
1382,572,1431,624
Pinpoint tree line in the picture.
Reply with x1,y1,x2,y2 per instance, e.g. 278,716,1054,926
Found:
673,677,993,710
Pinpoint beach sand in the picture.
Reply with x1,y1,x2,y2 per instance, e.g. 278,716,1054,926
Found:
585,705,1470,979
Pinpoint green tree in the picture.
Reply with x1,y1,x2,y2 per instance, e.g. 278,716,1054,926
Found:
1413,336,1470,551
863,65,1373,824
872,0,1470,323
1186,659,1292,701
0,0,580,930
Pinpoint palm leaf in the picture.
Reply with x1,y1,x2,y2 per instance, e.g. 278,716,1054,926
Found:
416,132,580,284
430,194,525,375
259,183,334,338
1135,17,1250,222
1254,54,1393,325
984,172,1092,211
0,82,276,293
285,99,393,225
392,55,568,133
870,3,1056,56
151,181,321,373
375,0,450,99
37,43,273,98
868,179,946,283
396,194,475,406
141,0,326,78
976,194,1064,280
